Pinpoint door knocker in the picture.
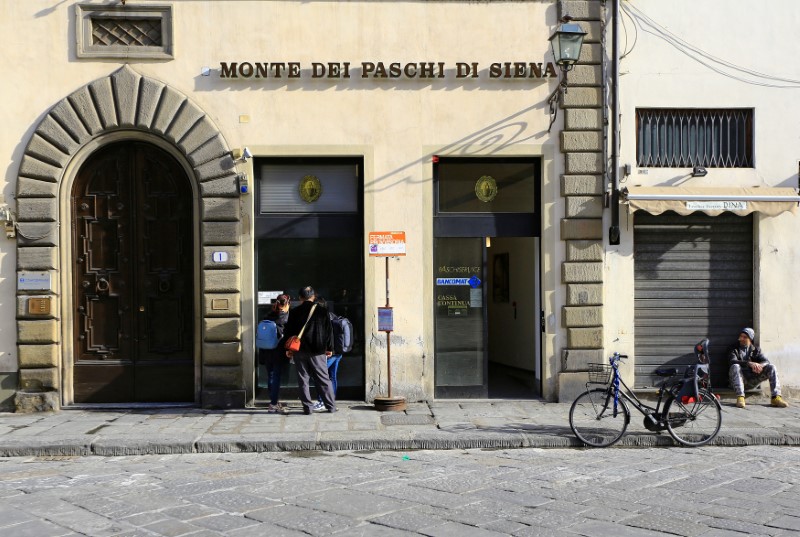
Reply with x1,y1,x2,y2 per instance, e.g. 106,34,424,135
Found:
158,276,171,293
96,277,110,294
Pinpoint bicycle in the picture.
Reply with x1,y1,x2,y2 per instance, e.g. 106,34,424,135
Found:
569,341,722,448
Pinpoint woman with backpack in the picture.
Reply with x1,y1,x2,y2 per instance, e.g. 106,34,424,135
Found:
262,294,290,413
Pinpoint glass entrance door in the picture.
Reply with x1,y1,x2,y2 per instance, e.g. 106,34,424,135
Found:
254,157,364,402
432,156,541,399
434,238,487,397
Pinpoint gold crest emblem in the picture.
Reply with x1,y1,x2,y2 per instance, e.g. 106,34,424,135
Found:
299,174,322,203
475,175,498,202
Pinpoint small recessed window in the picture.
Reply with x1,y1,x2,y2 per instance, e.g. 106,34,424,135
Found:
76,5,173,60
637,108,754,168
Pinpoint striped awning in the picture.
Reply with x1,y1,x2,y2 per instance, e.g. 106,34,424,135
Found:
623,186,800,216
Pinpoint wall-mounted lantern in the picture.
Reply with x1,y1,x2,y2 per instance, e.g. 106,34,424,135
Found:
549,20,587,72
546,18,587,131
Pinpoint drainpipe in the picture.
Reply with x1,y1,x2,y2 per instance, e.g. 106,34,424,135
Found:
608,0,621,245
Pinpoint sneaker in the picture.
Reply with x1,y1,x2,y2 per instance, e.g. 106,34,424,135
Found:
312,401,326,412
735,396,746,409
771,395,789,408
266,404,279,414
327,407,337,413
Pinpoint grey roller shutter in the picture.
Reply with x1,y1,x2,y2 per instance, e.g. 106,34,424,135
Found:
633,211,753,388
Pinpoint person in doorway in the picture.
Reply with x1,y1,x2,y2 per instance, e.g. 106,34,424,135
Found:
283,286,337,414
311,298,345,412
262,293,291,413
728,327,788,408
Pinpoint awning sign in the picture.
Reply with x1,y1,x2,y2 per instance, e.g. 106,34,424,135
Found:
368,231,406,256
686,201,747,211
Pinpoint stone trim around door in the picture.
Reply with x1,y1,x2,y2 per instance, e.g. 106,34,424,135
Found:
15,65,244,411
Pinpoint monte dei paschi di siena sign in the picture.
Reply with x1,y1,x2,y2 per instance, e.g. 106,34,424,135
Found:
218,60,558,80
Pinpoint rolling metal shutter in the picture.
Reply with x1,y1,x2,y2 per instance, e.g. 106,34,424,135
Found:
633,211,753,388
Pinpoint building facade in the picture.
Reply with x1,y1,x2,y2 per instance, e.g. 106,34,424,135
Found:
1,0,797,411
573,0,800,398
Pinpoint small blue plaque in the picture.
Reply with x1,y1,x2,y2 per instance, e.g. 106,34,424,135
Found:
378,307,393,332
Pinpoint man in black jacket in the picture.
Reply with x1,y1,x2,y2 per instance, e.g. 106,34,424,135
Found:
284,286,337,414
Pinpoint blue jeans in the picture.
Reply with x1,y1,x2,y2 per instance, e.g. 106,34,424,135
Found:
263,349,284,405
316,354,342,401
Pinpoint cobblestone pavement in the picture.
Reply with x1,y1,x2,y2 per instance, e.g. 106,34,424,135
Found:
1,445,799,536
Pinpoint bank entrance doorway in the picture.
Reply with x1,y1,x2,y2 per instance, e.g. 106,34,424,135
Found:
254,158,364,402
71,142,195,403
433,158,541,398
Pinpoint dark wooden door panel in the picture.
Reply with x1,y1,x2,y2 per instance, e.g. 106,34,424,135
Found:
72,363,134,403
73,142,194,403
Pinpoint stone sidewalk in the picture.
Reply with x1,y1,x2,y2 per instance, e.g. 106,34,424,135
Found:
0,395,797,457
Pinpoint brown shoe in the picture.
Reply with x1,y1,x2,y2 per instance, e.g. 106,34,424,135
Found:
735,396,746,408
771,395,789,408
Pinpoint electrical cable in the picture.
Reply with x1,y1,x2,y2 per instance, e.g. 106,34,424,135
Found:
619,1,638,59
623,1,800,88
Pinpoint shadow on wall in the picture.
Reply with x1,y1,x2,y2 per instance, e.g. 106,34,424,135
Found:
363,103,552,196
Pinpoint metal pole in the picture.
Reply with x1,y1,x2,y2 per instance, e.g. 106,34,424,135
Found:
385,257,391,398
609,0,621,245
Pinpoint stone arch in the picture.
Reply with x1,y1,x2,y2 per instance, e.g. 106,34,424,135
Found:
15,65,244,411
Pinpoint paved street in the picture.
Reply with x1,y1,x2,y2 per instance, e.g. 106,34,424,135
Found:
1,445,799,537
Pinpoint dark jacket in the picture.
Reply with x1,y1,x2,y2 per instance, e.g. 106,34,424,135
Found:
728,344,769,367
283,301,334,355
264,309,289,339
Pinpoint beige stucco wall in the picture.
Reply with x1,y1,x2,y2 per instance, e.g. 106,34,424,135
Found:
0,1,572,406
609,0,800,392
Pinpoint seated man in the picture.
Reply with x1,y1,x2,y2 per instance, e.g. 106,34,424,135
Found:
728,327,788,408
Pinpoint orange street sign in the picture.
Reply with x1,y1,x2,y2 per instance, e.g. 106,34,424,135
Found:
368,231,406,256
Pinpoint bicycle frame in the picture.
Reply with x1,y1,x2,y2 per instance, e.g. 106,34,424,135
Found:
603,353,676,424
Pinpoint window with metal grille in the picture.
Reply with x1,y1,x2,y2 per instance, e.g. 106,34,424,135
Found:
636,108,754,168
76,5,173,60
91,18,162,47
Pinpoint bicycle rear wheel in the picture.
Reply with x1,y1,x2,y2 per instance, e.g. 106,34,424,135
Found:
569,388,630,448
664,388,721,447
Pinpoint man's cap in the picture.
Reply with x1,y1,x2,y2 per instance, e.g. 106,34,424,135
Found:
740,327,755,341
300,286,316,300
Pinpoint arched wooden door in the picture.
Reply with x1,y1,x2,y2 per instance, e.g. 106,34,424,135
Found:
72,142,194,403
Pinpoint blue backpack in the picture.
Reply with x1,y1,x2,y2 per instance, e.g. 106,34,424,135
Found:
256,319,279,350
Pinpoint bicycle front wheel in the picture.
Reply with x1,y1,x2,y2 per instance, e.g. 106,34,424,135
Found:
664,388,722,447
569,388,630,448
